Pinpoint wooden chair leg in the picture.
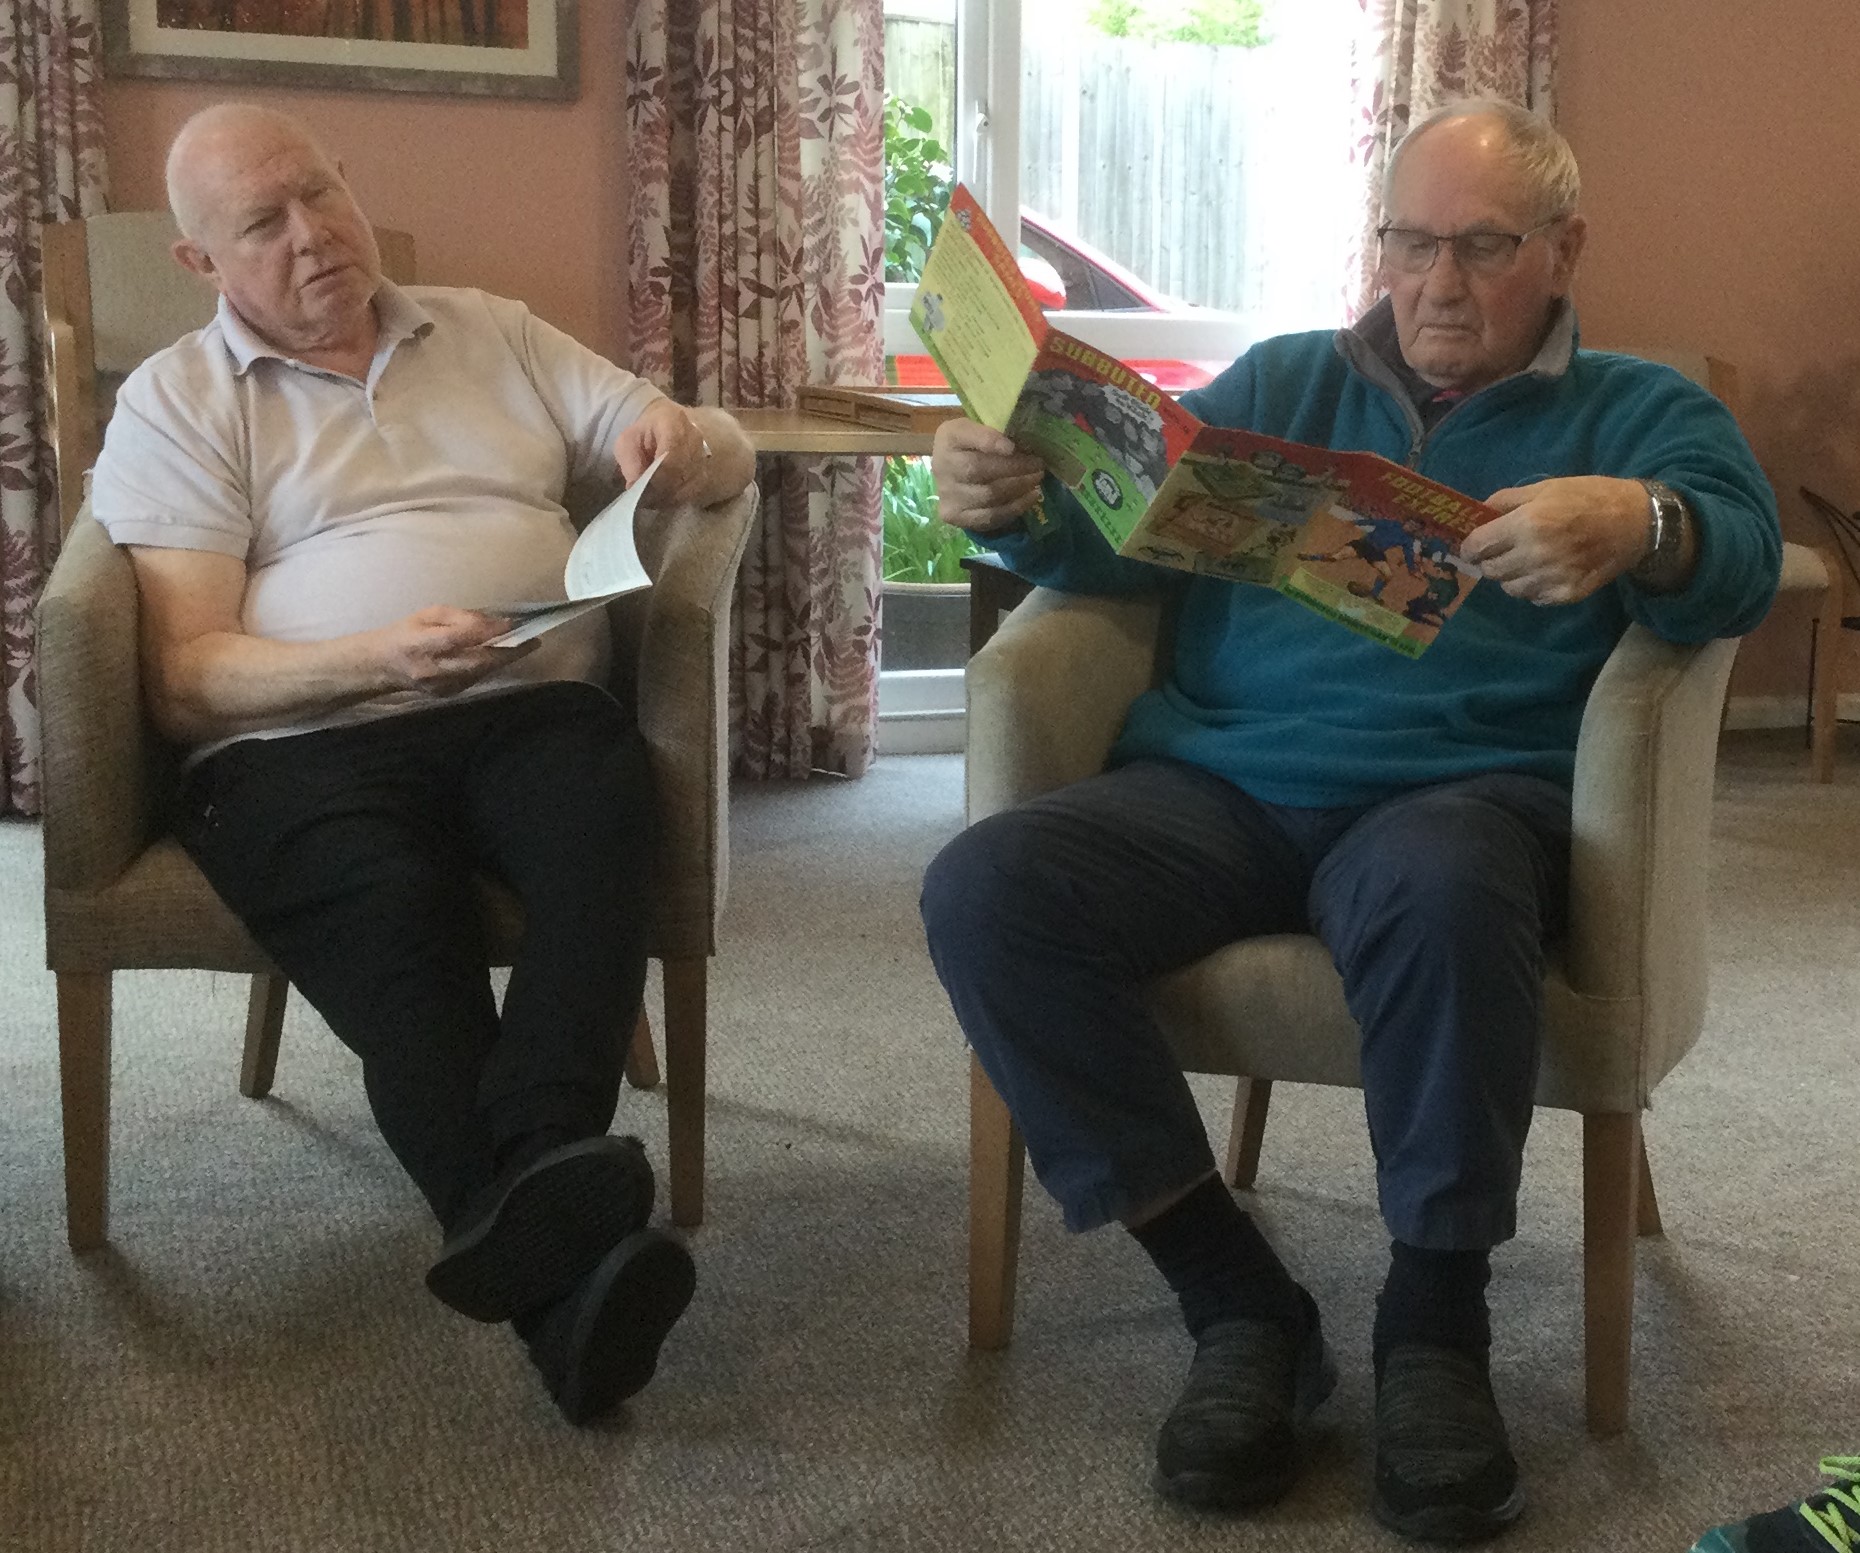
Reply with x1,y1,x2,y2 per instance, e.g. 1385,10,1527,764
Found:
624,1008,661,1090
1636,1134,1663,1238
662,957,706,1229
239,973,289,1099
1582,1112,1641,1436
1812,559,1843,783
57,971,113,1252
969,1051,1025,1350
1223,1078,1272,1190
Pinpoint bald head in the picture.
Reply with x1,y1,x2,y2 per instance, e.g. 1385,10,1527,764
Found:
165,104,384,368
167,104,343,242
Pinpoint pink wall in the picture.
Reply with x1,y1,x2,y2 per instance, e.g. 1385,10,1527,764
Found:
100,8,1856,699
1559,0,1860,700
99,1,631,361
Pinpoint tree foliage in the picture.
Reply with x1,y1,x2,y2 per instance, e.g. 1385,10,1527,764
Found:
883,96,955,285
1085,0,1269,46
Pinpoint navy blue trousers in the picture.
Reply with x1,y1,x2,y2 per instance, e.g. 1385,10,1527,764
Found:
177,681,657,1230
921,758,1571,1249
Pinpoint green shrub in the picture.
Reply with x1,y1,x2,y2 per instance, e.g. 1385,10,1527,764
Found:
882,456,979,585
1086,0,1268,45
884,95,955,284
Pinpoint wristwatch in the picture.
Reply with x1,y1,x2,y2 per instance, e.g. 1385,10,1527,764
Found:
1631,479,1691,593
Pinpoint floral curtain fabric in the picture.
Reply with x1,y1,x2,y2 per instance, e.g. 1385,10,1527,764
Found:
625,0,886,780
1347,0,1558,318
1,3,107,816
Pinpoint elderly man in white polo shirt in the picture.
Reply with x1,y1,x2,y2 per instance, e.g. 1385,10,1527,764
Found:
88,103,755,1425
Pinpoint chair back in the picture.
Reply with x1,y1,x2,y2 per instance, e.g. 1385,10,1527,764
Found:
40,212,416,534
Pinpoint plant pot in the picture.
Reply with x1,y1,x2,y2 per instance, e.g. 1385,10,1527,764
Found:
881,580,970,671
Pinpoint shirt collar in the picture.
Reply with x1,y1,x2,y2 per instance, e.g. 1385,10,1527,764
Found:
1336,293,1579,400
214,279,435,376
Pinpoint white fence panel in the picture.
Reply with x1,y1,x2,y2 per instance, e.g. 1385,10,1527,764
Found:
886,14,1356,334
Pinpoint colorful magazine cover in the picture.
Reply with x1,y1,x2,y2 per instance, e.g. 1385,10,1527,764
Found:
909,185,1497,657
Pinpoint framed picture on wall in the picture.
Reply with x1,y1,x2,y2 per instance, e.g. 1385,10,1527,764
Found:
101,1,579,102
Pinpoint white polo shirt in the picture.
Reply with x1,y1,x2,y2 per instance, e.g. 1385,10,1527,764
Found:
90,283,663,748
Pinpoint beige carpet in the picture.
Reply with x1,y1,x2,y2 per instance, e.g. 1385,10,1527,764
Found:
1,733,1855,1552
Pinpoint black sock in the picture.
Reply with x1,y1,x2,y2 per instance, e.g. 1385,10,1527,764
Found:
1128,1176,1305,1340
1373,1241,1492,1363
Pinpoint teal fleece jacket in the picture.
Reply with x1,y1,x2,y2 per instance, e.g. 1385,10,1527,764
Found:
986,301,1782,807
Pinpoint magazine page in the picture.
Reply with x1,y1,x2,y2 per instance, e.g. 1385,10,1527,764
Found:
485,453,663,647
1005,332,1204,551
1270,452,1491,657
909,185,1046,432
1125,426,1493,656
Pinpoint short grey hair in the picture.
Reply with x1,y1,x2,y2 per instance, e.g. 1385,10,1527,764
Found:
1383,99,1581,226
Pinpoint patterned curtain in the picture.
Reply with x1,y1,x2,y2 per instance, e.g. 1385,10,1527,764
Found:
1346,0,1557,318
1,3,107,816
625,0,886,780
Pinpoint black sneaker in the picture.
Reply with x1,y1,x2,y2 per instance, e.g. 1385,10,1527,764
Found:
1373,1344,1524,1544
523,1228,697,1425
426,1135,654,1323
1153,1286,1338,1511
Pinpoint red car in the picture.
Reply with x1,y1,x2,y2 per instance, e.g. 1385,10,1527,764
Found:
891,210,1225,395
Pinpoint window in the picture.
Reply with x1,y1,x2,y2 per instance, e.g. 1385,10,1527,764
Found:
882,0,1362,375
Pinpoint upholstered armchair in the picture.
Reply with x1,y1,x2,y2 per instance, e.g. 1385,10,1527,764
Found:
963,585,1738,1437
38,212,751,1248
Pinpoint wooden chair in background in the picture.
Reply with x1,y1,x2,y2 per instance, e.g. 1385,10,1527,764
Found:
37,212,748,1247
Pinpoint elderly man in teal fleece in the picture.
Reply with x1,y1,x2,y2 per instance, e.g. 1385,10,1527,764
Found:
919,100,1780,1544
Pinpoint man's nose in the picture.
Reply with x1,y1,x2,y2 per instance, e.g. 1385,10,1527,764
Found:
1421,245,1471,299
286,202,328,250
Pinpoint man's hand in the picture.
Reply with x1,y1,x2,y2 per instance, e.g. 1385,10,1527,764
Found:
373,606,530,695
1462,476,1653,606
614,397,711,506
932,417,1047,533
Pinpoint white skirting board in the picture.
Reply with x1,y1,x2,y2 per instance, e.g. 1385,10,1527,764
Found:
1724,692,1860,731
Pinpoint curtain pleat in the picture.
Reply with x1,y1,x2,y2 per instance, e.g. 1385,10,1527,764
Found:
0,1,107,816
1346,0,1558,319
627,0,885,780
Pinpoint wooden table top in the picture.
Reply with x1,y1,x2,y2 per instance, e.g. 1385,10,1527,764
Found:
730,408,937,457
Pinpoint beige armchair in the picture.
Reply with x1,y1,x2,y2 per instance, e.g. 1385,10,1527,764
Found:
38,212,752,1247
963,586,1738,1438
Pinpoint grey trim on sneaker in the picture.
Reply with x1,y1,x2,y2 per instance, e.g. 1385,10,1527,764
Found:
1373,1344,1525,1545
1153,1288,1338,1512
425,1135,655,1323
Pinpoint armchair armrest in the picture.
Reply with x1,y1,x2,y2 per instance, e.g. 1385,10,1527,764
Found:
964,587,1164,823
610,483,759,956
1565,624,1737,1097
37,513,165,897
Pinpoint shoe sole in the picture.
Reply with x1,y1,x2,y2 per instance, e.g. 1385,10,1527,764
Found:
555,1230,697,1425
1371,1483,1526,1545
426,1137,653,1323
1153,1336,1341,1512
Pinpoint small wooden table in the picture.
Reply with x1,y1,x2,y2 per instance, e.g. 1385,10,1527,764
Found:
731,408,938,458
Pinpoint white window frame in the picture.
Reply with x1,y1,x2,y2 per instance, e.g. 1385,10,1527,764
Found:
882,0,1257,370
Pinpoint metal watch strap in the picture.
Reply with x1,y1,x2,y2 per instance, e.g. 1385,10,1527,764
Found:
1632,479,1690,593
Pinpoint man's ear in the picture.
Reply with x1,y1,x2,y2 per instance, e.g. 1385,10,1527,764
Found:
1550,213,1587,294
171,237,221,288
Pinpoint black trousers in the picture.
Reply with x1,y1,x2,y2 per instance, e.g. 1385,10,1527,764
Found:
177,681,657,1230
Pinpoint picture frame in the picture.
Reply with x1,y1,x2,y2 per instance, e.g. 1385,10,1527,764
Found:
101,1,579,102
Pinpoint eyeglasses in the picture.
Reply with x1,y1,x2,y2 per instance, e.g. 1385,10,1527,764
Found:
1375,219,1564,277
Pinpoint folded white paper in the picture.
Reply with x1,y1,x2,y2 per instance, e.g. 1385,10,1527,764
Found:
485,452,665,647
